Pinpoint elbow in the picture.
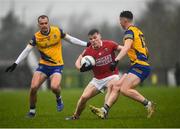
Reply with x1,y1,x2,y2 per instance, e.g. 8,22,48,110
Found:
123,46,130,53
75,61,81,70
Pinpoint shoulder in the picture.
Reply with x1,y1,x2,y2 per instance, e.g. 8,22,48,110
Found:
50,26,61,33
34,31,41,37
83,46,92,55
51,26,59,30
124,27,135,40
124,29,134,35
128,26,143,34
102,40,118,46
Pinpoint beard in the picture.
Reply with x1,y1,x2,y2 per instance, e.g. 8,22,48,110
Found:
41,27,49,35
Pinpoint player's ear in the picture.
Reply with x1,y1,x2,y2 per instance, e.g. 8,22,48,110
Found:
99,34,102,39
37,22,40,28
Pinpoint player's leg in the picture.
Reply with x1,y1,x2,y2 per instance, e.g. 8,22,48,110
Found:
104,82,113,105
105,73,127,107
103,77,121,112
50,73,64,111
89,79,116,119
28,71,47,117
120,73,144,101
90,74,127,119
120,73,155,118
48,65,64,111
66,84,99,120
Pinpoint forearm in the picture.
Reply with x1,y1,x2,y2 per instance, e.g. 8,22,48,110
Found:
15,45,33,64
115,47,129,61
116,39,133,61
64,34,87,46
117,45,124,50
75,54,83,70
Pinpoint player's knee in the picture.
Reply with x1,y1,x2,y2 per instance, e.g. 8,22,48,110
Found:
30,86,38,94
31,80,41,89
51,85,60,92
120,86,128,95
112,84,120,93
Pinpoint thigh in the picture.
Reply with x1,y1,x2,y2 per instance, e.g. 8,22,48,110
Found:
121,73,141,89
50,73,62,88
90,75,120,92
115,73,128,86
106,77,119,93
106,77,119,88
31,71,47,89
81,84,100,99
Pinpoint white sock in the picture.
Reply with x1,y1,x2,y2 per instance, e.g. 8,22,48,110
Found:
145,101,152,108
30,109,36,114
101,107,107,114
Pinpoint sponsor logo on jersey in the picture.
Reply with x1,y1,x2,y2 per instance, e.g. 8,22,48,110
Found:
96,54,112,66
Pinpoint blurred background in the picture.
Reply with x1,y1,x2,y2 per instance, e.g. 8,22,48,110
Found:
0,0,180,89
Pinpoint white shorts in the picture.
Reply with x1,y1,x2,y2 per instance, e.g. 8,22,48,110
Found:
89,74,120,91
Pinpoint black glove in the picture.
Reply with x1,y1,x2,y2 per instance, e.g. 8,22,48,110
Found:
86,42,91,47
110,61,118,71
80,63,93,72
5,63,17,72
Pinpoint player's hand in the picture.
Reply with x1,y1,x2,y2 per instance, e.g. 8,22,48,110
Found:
86,42,91,47
80,63,93,72
5,63,17,72
110,61,118,71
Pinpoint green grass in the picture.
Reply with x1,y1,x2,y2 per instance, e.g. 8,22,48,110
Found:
0,86,180,128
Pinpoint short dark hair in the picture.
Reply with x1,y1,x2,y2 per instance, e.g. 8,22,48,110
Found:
38,15,49,23
120,11,133,20
88,29,99,36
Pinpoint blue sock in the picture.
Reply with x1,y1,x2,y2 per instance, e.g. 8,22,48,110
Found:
56,96,62,104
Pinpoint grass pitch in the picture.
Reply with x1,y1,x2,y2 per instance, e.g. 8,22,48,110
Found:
0,86,180,128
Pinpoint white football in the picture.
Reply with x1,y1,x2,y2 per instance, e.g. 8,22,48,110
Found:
81,55,95,67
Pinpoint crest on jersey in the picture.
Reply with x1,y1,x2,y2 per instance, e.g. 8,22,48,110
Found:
104,48,109,51
54,34,57,39
98,52,102,56
47,36,50,40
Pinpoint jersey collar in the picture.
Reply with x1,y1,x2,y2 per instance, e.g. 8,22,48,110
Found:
40,27,51,36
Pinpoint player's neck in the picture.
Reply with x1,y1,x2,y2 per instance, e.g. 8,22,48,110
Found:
40,28,50,36
126,23,133,30
93,41,102,49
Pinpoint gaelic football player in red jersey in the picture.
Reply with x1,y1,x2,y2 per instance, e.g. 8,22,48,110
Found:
65,29,125,120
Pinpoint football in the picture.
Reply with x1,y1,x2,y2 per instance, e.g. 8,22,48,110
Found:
81,55,95,67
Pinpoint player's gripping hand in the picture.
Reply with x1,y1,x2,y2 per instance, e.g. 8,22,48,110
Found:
5,63,17,72
80,63,93,72
110,61,118,71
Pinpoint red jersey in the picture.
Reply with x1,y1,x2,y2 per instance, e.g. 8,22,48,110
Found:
83,40,119,79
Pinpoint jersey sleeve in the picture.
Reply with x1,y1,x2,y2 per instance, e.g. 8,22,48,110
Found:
82,48,89,57
29,35,36,46
59,28,66,39
124,30,134,41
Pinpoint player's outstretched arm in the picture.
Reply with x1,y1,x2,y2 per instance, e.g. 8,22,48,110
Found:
117,44,124,51
64,34,88,47
5,44,33,72
115,39,133,61
110,40,132,71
